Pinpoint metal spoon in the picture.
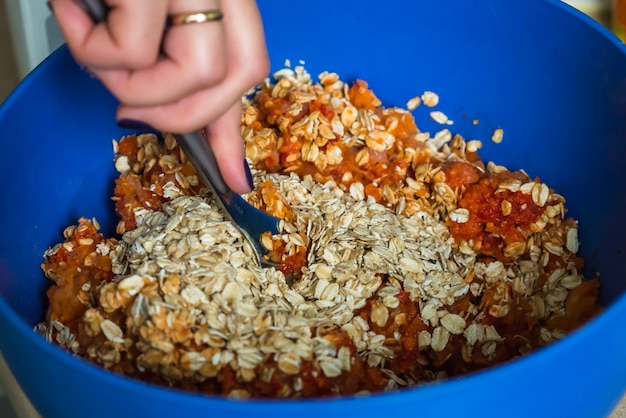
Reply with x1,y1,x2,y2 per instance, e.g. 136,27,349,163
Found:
173,132,280,269
77,0,281,269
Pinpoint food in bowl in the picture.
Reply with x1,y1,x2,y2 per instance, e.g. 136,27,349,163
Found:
37,66,601,398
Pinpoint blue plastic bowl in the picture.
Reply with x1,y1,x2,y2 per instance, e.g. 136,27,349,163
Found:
1,1,626,417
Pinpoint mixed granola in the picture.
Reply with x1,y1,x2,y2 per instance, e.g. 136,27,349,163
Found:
38,66,601,398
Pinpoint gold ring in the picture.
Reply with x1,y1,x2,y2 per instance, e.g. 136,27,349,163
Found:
168,10,223,26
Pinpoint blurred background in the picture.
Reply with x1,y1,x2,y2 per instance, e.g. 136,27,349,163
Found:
0,1,62,103
0,0,624,417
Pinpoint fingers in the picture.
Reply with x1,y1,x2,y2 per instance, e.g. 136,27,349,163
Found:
115,0,269,192
56,0,270,193
219,0,270,85
50,0,167,69
206,102,251,194
117,0,270,131
92,0,229,106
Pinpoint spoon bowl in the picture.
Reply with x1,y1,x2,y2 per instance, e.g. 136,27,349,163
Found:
174,131,281,268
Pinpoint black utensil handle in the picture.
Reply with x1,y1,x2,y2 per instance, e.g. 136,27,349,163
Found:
77,0,110,22
174,132,230,196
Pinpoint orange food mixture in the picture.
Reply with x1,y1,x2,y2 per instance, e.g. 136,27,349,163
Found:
41,73,601,398
447,170,545,261
43,219,114,326
251,80,427,206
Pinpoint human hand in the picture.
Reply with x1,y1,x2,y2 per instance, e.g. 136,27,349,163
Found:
49,0,270,193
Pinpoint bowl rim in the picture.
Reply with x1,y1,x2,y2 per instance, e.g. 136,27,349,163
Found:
2,287,626,410
542,0,626,53
1,0,626,411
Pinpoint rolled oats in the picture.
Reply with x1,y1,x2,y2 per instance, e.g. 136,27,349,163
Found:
491,128,504,144
38,66,600,400
421,91,440,107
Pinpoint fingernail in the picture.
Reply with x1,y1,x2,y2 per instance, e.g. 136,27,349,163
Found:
117,119,155,131
243,159,254,190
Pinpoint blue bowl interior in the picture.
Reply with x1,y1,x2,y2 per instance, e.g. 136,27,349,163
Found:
1,1,626,417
